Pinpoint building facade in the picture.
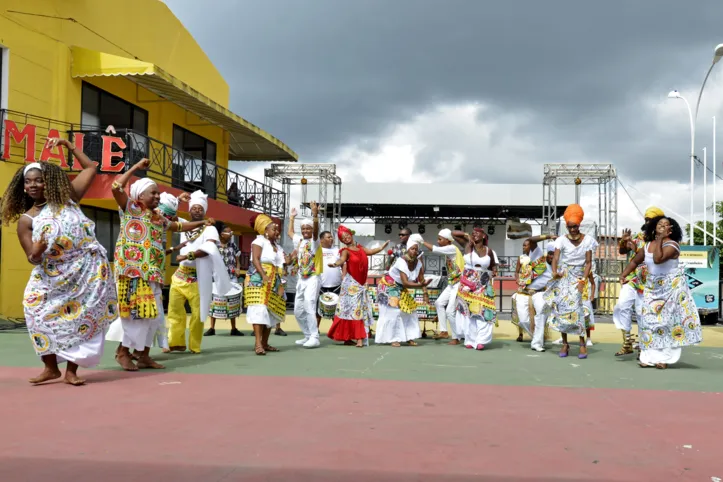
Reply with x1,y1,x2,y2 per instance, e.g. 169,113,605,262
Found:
0,0,295,318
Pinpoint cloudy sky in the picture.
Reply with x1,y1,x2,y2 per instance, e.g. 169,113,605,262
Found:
165,0,723,237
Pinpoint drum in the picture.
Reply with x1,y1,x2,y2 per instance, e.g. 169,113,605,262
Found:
210,282,243,319
318,291,339,318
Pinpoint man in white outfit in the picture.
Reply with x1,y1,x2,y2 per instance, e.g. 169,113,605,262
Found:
421,229,464,341
287,203,322,348
516,244,556,352
316,230,342,329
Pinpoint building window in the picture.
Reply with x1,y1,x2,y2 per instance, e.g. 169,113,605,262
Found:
80,206,121,261
80,82,149,169
0,46,7,110
172,124,217,198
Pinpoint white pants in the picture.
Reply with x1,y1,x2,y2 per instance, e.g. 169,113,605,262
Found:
294,276,321,339
515,292,548,351
56,328,107,368
458,313,494,347
612,284,642,332
119,282,166,352
435,284,460,338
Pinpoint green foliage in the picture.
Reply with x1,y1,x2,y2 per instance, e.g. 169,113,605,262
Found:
684,202,723,246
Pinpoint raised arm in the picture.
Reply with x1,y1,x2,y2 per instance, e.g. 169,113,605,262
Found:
451,230,469,248
618,229,635,255
111,158,150,210
653,239,680,264
311,202,320,241
363,240,390,256
168,217,214,233
47,138,97,202
329,249,350,268
525,234,557,253
287,207,297,241
620,248,645,282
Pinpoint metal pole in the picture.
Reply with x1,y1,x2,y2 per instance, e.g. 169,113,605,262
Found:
715,116,717,243
704,147,708,246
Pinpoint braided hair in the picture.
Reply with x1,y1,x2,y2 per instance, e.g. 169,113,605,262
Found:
0,163,74,225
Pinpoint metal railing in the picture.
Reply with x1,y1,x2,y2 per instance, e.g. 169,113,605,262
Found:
0,109,285,217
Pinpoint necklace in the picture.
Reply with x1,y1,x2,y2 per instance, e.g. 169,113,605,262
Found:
33,201,47,208
185,226,204,242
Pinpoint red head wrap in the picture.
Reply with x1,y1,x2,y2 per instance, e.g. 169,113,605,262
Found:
337,225,354,241
564,204,584,225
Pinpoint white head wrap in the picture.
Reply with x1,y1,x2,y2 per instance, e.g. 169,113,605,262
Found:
23,163,42,176
407,234,424,249
438,228,453,241
299,218,313,227
547,243,557,253
130,178,157,201
189,190,208,213
159,192,179,216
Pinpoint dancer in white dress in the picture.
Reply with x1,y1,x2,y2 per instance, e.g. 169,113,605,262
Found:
1,138,117,386
455,228,498,350
375,240,430,346
619,216,702,368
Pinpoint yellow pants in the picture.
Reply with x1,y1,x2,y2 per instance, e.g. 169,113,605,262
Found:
167,275,203,353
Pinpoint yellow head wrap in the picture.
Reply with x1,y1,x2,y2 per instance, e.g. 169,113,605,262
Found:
644,206,664,219
253,214,273,235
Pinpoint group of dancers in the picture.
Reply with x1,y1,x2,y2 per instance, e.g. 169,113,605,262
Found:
0,144,705,385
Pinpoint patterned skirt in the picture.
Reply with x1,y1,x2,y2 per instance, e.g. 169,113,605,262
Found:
639,267,703,351
456,268,497,326
543,264,586,336
244,263,286,324
328,274,374,341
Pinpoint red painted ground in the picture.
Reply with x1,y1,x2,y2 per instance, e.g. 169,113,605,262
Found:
0,367,720,482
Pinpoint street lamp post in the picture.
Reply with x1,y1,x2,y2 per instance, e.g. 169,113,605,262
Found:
667,43,723,245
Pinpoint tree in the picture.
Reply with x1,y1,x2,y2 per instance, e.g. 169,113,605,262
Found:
684,201,723,247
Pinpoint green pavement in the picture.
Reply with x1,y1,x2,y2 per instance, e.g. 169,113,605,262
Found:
2,328,723,392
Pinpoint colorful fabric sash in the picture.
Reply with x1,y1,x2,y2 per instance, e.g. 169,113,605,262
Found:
518,255,548,288
377,274,417,314
244,263,286,323
117,276,158,320
446,246,465,286
623,233,647,294
173,265,197,283
456,268,497,326
298,241,324,278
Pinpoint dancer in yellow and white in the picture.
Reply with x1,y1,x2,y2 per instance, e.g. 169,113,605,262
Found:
287,203,323,348
513,244,556,352
420,229,464,341
167,191,231,354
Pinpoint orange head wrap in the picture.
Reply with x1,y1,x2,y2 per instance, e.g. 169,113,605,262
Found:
564,204,584,225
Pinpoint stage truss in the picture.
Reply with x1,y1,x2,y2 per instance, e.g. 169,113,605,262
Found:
543,163,619,313
264,163,342,242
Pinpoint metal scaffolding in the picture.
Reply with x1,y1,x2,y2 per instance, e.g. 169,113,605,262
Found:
543,163,619,313
264,163,342,244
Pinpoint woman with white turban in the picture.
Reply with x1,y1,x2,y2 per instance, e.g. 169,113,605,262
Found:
375,237,430,346
168,190,230,354
111,160,212,370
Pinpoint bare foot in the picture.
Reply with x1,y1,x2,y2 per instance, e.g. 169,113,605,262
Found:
131,351,141,361
64,372,86,386
162,348,171,353
356,340,364,348
448,340,461,345
136,356,165,369
28,367,62,384
116,353,138,371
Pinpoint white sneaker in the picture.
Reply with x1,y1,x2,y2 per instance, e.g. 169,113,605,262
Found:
586,339,593,347
295,337,309,345
303,337,320,348
552,338,563,345
531,346,546,352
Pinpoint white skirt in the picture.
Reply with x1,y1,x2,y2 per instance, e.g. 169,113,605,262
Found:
375,305,421,344
639,347,682,366
457,312,494,348
55,328,107,368
245,305,277,328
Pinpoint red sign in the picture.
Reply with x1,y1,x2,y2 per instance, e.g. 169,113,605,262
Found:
1,119,127,172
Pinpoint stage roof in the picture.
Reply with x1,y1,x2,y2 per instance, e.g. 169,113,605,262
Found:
336,183,576,221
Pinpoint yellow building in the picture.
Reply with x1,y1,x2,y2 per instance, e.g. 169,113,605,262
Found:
0,0,297,319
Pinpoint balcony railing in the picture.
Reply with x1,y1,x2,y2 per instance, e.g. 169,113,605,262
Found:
0,109,285,217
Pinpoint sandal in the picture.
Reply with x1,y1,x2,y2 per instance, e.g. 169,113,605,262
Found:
578,342,588,359
264,345,279,352
344,340,356,346
638,362,654,368
655,363,668,370
255,346,266,356
408,341,418,346
559,343,569,358
614,330,635,356
391,342,401,347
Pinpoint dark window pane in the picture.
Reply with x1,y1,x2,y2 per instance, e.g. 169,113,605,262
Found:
132,108,148,134
205,141,216,163
81,85,100,128
100,94,132,130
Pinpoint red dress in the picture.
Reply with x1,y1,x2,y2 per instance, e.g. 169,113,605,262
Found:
327,245,369,342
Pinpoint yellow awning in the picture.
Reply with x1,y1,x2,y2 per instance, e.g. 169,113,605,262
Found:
70,47,297,162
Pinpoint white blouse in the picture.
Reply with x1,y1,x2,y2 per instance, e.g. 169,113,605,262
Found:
464,248,493,271
389,257,422,284
644,242,680,275
251,235,279,265
554,235,597,266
